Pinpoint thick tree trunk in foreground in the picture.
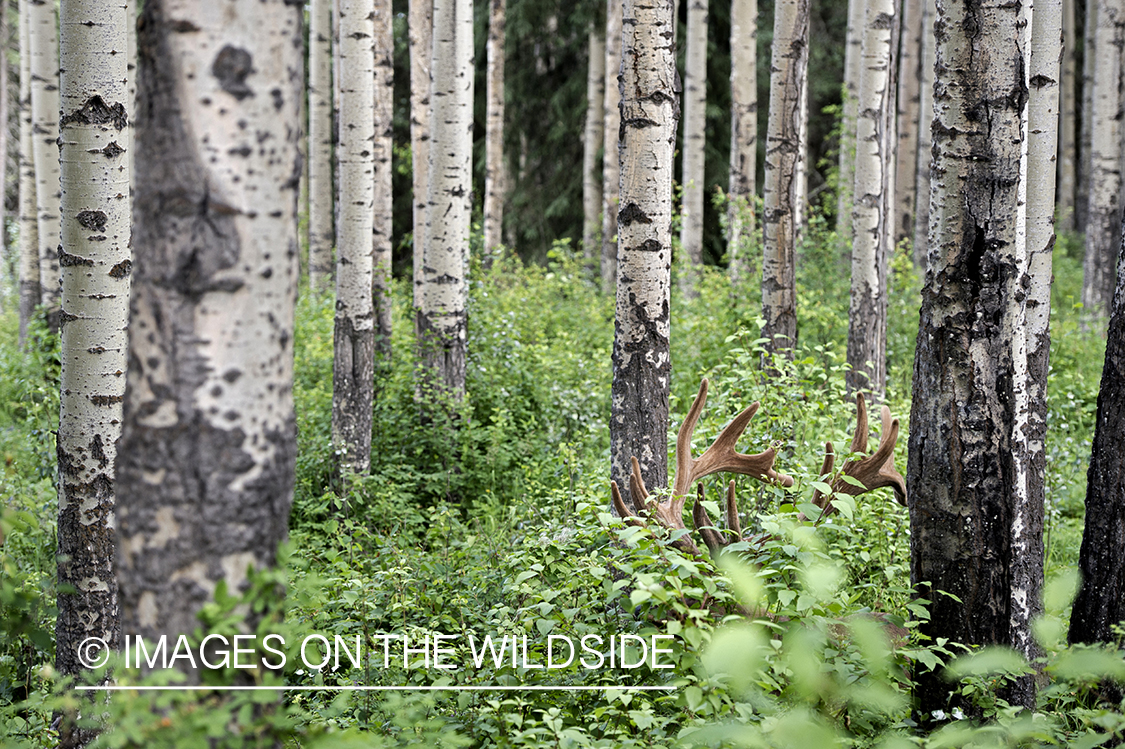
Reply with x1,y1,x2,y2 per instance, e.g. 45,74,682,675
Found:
333,0,376,475
908,0,1037,715
846,0,895,398
760,0,809,356
483,0,505,256
17,0,39,346
55,0,130,703
308,0,334,292
117,0,301,671
679,0,708,291
419,0,472,397
1081,0,1125,321
28,0,60,326
373,0,393,363
410,0,432,314
894,0,922,247
728,0,757,284
582,23,606,273
1071,223,1125,644
601,0,623,293
911,0,936,269
1057,0,1077,231
836,0,865,235
610,0,677,511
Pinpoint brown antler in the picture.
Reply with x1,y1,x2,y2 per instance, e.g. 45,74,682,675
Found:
611,378,794,556
811,393,907,515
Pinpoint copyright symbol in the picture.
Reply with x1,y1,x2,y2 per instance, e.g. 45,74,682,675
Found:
78,637,110,669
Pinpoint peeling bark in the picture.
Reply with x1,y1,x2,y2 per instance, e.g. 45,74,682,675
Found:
582,23,605,273
600,0,622,294
728,0,757,284
117,0,302,673
610,0,677,511
308,0,334,291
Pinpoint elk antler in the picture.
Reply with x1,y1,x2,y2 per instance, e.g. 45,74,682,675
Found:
611,378,794,556
811,393,907,516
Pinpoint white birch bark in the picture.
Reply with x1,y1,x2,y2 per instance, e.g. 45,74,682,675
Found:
55,0,130,689
837,0,866,235
333,0,375,474
125,0,135,199
28,0,60,325
420,0,472,396
308,0,334,291
1078,0,1096,230
373,0,393,363
483,0,505,256
610,0,676,509
912,0,936,268
1057,0,1077,231
583,23,605,271
117,0,302,670
894,0,922,246
846,0,894,399
601,0,623,293
728,0,757,284
760,0,809,355
1081,0,1125,320
17,0,39,346
679,0,708,291
409,0,432,314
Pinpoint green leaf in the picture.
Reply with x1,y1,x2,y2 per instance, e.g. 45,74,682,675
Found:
946,646,1030,678
630,589,652,607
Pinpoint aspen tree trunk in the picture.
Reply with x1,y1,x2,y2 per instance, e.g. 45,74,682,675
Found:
1057,0,1077,231
1077,0,1096,231
679,0,708,291
28,0,60,327
409,0,432,314
1081,0,1125,321
760,0,809,356
308,0,334,292
582,23,606,272
54,0,130,708
846,0,894,399
836,0,866,234
894,0,922,246
1071,224,1125,645
1011,0,1061,703
483,0,505,256
420,0,472,397
601,0,623,293
610,0,677,511
908,0,1037,715
911,0,935,268
17,0,38,346
125,0,135,198
373,0,393,363
728,0,757,284
117,0,302,673
333,0,375,475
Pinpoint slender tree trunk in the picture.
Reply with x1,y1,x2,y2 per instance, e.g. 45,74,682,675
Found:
308,0,334,292
1077,0,1096,231
760,0,809,356
373,0,393,363
601,0,623,294
728,0,757,284
846,0,895,399
28,0,60,327
117,0,302,676
0,5,7,290
1081,0,1125,321
679,0,708,292
837,0,866,235
610,0,677,511
1071,221,1125,644
54,10,130,739
1057,0,1077,232
419,0,472,397
17,0,38,346
333,0,375,476
582,22,606,274
908,0,1036,715
894,0,922,247
125,0,135,199
483,0,505,256
410,0,432,314
911,0,935,268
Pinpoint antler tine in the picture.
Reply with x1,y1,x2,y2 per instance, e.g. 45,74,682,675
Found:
814,398,908,519
629,456,652,517
673,379,711,499
692,484,727,555
851,392,869,454
678,400,794,492
812,442,836,510
610,481,646,527
725,480,742,539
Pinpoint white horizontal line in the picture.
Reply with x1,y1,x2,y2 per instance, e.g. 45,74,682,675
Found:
75,685,675,692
